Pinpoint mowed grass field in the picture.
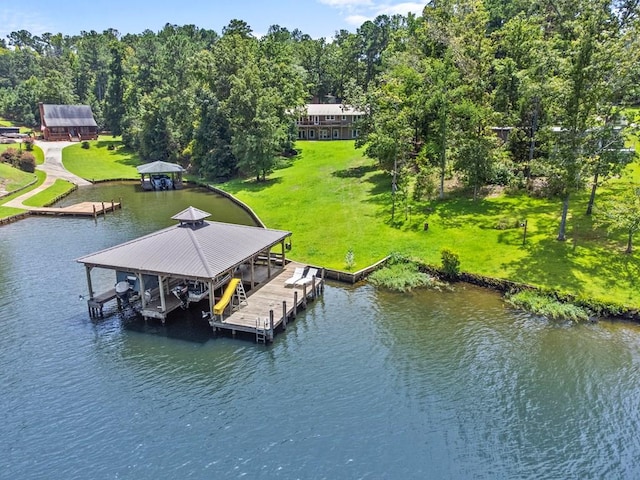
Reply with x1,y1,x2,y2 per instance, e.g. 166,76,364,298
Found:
62,137,141,181
221,141,640,307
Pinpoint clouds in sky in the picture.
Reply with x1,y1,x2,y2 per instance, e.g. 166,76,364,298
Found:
0,7,52,39
318,0,426,27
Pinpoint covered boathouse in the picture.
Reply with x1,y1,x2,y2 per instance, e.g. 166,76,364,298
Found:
137,161,185,190
76,207,324,342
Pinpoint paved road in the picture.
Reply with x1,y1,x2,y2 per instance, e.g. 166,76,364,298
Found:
4,141,91,209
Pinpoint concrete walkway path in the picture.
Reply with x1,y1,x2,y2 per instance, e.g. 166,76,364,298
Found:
4,141,92,209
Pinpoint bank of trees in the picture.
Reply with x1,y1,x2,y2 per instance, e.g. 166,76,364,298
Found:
0,1,639,233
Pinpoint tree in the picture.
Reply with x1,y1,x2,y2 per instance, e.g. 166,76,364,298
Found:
584,118,636,215
541,0,632,241
597,187,640,253
104,41,126,135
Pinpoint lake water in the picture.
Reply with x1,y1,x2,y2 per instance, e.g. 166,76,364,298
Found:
1,183,640,479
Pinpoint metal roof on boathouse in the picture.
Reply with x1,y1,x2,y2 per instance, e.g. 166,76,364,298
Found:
76,206,291,280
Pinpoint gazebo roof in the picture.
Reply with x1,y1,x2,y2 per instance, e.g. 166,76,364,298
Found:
171,206,211,223
137,161,185,174
76,214,291,281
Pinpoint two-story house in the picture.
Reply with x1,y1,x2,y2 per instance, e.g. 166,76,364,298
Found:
296,104,364,140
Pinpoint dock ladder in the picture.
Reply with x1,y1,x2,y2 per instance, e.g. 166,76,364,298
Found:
233,281,248,311
255,318,268,344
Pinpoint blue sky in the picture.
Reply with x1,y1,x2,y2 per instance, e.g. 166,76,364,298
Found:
0,0,426,42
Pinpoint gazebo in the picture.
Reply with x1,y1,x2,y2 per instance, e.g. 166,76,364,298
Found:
137,161,185,190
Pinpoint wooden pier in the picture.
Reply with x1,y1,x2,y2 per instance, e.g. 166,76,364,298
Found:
209,262,324,343
30,201,121,217
88,287,120,317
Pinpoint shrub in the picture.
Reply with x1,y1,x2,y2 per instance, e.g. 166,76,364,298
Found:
345,249,355,270
1,147,20,166
81,141,90,149
505,290,589,322
441,249,460,279
369,253,442,292
18,152,36,173
23,137,34,151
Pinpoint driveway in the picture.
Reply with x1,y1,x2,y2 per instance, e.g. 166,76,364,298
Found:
4,141,92,209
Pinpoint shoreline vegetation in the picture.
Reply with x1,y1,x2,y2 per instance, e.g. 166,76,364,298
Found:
0,137,638,320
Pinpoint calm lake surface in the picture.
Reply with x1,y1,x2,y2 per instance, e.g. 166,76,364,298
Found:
1,183,640,479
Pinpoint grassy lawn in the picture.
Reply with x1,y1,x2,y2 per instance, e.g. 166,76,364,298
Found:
0,162,37,194
220,140,640,307
0,170,46,219
22,179,76,207
63,136,141,181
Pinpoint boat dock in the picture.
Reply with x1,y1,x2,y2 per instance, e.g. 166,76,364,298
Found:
209,262,324,343
30,201,121,217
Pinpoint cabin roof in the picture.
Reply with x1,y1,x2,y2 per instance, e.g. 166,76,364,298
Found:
76,216,291,281
137,160,185,174
40,104,98,128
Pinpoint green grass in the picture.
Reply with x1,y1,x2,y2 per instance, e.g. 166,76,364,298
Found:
22,179,76,207
63,136,141,181
218,140,640,307
0,162,37,193
0,169,46,219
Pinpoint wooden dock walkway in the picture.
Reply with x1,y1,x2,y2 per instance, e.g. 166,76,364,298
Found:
30,201,121,217
209,262,324,343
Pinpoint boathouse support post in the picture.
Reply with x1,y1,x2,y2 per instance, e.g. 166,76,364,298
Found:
293,291,298,317
303,284,308,308
208,280,215,321
159,276,166,314
139,274,146,309
85,265,94,300
282,301,287,330
250,260,255,288
267,250,272,279
311,277,317,300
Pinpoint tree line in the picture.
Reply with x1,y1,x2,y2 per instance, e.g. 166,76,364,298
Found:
1,0,640,240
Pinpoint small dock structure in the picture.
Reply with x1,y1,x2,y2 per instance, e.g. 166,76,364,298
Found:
137,161,184,191
30,201,121,218
209,262,323,343
76,206,323,342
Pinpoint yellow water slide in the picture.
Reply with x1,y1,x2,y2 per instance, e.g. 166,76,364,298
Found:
213,278,241,316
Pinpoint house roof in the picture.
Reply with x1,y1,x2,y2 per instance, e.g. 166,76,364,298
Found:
137,161,185,174
41,104,98,128
305,104,364,116
76,214,291,281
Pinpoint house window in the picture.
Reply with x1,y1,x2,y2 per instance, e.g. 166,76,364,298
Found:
333,130,340,139
320,129,329,139
342,115,347,121
313,116,319,124
309,130,315,139
352,129,359,138
326,115,335,121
